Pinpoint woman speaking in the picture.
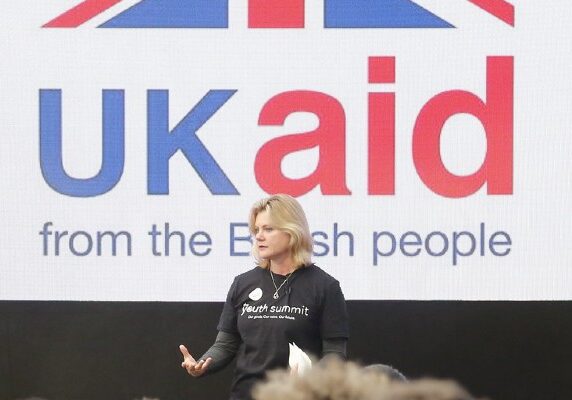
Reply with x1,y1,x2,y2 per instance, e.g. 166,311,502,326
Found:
179,194,349,400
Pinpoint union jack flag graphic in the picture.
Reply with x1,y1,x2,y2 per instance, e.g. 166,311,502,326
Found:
43,0,514,29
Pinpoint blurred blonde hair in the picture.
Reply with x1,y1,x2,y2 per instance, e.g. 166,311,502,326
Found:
252,359,391,400
380,378,481,400
249,194,312,270
252,359,483,400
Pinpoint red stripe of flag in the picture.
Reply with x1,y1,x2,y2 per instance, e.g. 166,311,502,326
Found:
43,0,123,28
248,0,305,28
468,0,514,26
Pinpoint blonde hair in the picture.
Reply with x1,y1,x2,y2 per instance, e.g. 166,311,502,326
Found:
248,194,313,269
253,359,482,400
252,359,391,400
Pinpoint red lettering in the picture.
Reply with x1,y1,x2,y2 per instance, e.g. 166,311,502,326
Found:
368,56,396,195
255,90,351,196
412,56,513,197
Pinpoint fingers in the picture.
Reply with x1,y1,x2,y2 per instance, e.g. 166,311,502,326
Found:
181,357,197,373
185,357,212,377
195,357,212,372
179,344,212,377
202,357,213,370
179,344,192,359
180,344,200,374
193,359,206,374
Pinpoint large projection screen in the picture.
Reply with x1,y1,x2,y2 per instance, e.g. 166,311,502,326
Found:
1,0,570,302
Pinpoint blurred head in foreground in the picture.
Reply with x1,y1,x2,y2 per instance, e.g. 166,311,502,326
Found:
364,363,408,382
252,359,486,400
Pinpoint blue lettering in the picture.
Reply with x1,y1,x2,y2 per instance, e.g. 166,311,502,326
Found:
39,89,125,197
230,222,251,256
147,90,238,195
312,231,329,257
399,231,422,256
372,231,396,265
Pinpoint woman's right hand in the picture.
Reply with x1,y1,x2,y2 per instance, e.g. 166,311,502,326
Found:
179,344,212,377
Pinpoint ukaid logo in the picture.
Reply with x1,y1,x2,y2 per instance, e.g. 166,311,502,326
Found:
44,0,514,28
39,1,515,199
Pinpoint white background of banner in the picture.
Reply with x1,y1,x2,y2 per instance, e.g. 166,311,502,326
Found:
1,1,570,301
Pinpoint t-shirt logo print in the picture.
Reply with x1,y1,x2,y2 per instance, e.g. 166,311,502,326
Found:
249,288,263,301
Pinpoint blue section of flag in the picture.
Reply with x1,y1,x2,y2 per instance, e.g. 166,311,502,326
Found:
100,0,229,28
324,0,454,28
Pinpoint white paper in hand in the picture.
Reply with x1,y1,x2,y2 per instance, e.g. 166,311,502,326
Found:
288,342,312,375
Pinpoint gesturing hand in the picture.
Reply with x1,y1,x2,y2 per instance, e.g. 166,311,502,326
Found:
179,344,212,377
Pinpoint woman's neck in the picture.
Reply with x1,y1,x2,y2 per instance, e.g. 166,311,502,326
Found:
270,258,294,275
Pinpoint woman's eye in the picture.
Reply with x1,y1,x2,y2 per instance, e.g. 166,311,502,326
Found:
264,227,273,232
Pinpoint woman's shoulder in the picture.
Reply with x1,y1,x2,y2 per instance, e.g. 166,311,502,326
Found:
300,264,340,285
233,265,266,283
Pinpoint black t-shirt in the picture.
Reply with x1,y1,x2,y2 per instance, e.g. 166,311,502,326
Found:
217,264,349,400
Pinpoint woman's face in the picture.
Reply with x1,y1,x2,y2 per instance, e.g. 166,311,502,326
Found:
254,210,292,263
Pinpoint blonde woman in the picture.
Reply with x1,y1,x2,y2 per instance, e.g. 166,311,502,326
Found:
179,194,349,400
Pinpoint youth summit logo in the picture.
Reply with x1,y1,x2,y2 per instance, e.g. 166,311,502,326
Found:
44,0,514,29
